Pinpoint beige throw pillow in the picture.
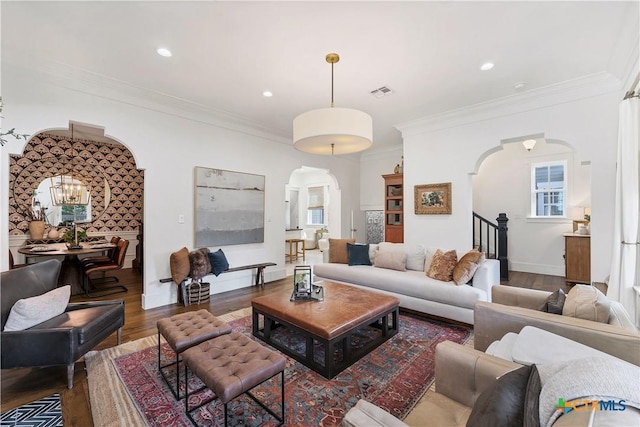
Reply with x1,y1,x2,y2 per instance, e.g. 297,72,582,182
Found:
426,249,458,281
452,250,485,285
562,284,610,323
328,238,356,264
373,251,407,271
4,285,71,331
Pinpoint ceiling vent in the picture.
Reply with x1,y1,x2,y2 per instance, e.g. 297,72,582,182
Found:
370,86,393,98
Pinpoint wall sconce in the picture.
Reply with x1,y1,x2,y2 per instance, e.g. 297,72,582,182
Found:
522,139,536,152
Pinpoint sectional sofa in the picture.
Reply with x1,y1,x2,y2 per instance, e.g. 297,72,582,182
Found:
313,241,500,324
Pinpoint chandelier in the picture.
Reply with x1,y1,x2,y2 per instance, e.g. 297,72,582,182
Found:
49,123,90,206
293,53,373,155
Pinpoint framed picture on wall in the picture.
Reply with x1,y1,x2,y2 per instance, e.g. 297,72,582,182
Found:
414,182,452,215
194,167,265,247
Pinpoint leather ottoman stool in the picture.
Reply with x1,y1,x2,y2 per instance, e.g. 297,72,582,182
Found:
182,331,286,426
157,309,232,399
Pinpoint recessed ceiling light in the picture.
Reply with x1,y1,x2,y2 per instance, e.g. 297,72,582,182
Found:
480,62,494,71
157,47,172,57
262,91,273,97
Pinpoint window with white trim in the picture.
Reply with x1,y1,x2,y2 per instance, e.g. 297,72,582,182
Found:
531,161,566,217
307,186,325,225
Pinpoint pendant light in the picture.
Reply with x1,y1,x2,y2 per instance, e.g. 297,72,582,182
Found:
293,53,373,155
50,123,90,206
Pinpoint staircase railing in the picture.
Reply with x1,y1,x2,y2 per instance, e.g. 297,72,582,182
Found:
473,212,509,280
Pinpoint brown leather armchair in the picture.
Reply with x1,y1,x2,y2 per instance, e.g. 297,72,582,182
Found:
1,259,125,388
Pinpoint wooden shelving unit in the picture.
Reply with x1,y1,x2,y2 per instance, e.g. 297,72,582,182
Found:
383,173,403,243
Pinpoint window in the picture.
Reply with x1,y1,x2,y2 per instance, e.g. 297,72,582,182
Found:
531,161,566,217
307,186,325,225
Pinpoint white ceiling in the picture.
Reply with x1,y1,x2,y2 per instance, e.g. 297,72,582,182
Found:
2,1,638,150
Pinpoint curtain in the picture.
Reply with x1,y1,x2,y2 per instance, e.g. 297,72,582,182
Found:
608,95,639,327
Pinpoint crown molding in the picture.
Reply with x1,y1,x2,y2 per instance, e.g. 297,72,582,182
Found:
395,72,621,137
13,56,293,146
360,143,403,160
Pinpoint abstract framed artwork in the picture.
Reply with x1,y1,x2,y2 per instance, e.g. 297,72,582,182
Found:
414,182,452,214
194,167,265,246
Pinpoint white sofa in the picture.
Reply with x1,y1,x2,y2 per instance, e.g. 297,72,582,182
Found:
313,242,500,324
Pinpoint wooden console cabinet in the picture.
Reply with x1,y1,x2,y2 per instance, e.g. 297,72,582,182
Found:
564,233,590,285
383,173,403,243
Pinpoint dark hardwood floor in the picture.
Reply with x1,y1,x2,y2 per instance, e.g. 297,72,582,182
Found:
1,268,567,425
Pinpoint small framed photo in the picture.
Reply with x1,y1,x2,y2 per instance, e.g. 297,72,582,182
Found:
414,182,452,215
293,265,312,295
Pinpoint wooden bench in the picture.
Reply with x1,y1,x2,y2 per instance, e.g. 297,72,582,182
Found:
160,262,276,288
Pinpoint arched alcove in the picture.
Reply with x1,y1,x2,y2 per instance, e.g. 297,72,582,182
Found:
472,135,591,277
9,122,144,236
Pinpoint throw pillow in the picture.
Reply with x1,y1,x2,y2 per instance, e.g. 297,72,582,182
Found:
4,285,71,331
373,250,407,271
562,284,610,323
328,238,356,264
169,247,190,284
208,249,230,276
347,243,372,266
538,289,566,314
466,365,532,427
189,248,211,280
523,365,541,427
452,250,485,285
377,243,426,271
426,249,458,281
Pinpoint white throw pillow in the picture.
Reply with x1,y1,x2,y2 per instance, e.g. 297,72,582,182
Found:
377,242,425,271
3,285,71,331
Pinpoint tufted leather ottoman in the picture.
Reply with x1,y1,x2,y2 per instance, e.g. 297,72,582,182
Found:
182,331,286,426
157,309,232,399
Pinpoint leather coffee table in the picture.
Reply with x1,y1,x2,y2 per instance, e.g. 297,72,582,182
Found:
252,281,399,379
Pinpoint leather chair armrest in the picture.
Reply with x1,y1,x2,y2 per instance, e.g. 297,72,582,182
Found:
434,341,520,408
66,299,124,312
491,285,550,309
473,301,640,365
1,328,75,367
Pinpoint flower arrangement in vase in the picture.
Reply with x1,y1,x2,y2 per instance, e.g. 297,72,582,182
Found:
63,225,87,249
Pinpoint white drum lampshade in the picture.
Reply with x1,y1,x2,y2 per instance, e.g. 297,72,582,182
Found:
293,107,373,155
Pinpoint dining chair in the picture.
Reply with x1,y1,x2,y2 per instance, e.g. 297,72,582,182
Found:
83,239,129,297
80,236,121,267
8,250,27,269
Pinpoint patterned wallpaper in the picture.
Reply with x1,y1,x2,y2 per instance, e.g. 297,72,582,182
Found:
9,133,143,235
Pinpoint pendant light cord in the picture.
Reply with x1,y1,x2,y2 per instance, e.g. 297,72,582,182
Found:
330,61,334,108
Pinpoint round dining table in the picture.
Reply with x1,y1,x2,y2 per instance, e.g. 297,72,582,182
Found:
18,242,116,295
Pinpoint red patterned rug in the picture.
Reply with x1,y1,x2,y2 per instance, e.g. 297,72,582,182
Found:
112,314,471,426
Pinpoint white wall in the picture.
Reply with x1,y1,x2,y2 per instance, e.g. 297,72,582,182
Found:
1,63,361,309
473,140,591,276
397,74,621,283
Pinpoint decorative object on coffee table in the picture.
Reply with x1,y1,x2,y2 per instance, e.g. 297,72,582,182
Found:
414,182,452,215
291,265,323,301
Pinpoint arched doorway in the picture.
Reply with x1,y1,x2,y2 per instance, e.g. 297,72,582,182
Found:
8,121,144,293
472,136,591,277
285,166,341,272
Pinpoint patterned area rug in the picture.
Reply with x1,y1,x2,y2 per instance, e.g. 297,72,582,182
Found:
0,394,62,427
111,313,471,427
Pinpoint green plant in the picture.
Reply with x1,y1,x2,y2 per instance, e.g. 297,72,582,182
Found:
63,229,87,244
0,96,30,147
